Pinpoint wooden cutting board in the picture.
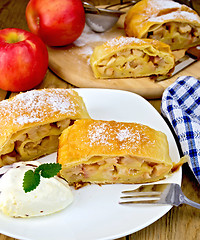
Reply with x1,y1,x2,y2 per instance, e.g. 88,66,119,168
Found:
48,21,200,99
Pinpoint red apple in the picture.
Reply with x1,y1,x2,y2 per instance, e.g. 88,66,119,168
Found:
0,28,48,92
25,0,85,46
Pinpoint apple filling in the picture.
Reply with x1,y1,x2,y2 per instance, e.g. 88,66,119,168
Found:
0,119,73,167
61,155,171,185
96,48,173,78
145,22,200,50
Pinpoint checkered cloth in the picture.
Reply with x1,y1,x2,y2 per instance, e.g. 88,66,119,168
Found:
161,76,200,184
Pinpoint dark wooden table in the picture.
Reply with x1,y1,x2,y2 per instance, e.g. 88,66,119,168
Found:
0,1,199,240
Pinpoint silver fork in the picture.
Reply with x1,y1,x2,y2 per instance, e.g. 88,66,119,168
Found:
119,183,200,209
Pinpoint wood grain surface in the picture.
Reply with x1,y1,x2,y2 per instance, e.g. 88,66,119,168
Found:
48,28,200,99
0,1,199,240
47,1,200,100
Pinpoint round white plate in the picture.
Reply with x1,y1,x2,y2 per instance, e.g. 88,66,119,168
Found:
0,89,181,240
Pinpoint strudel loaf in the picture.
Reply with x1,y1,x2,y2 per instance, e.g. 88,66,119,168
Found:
124,0,200,50
90,36,175,79
0,88,90,167
57,119,182,186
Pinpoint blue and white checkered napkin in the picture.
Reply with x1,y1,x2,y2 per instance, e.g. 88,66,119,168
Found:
161,76,200,184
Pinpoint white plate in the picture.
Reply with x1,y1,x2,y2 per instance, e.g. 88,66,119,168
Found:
0,89,181,240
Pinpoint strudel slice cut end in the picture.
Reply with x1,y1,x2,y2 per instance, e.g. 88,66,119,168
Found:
57,119,181,186
124,0,200,50
0,88,90,167
90,36,175,79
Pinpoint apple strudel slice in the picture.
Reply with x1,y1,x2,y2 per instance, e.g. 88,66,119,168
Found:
58,119,182,186
124,0,200,50
0,88,90,167
90,36,175,79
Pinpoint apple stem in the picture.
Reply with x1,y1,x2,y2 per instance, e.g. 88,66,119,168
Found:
6,32,24,44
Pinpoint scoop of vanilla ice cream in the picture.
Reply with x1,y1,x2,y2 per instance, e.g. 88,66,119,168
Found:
0,161,73,218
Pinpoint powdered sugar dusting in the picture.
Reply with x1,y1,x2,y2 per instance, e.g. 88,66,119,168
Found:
117,128,134,142
74,24,106,47
116,127,142,150
105,36,145,48
145,0,200,23
148,0,180,12
149,11,200,23
117,127,140,142
87,121,155,151
73,24,106,60
79,46,93,57
0,89,78,127
14,116,41,125
88,122,112,146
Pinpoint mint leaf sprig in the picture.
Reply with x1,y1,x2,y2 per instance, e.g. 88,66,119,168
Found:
23,163,62,193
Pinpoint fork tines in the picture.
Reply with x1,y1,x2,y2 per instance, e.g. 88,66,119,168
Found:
119,183,200,208
119,183,168,205
119,193,161,204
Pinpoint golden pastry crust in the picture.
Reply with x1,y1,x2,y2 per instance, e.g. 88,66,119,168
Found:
90,36,175,79
124,0,200,50
0,88,90,166
58,119,174,185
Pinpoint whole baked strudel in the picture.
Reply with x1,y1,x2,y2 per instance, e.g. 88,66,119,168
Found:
124,0,200,50
90,36,175,78
0,89,90,167
57,119,181,186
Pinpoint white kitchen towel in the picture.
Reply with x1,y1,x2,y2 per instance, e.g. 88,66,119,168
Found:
161,76,200,184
